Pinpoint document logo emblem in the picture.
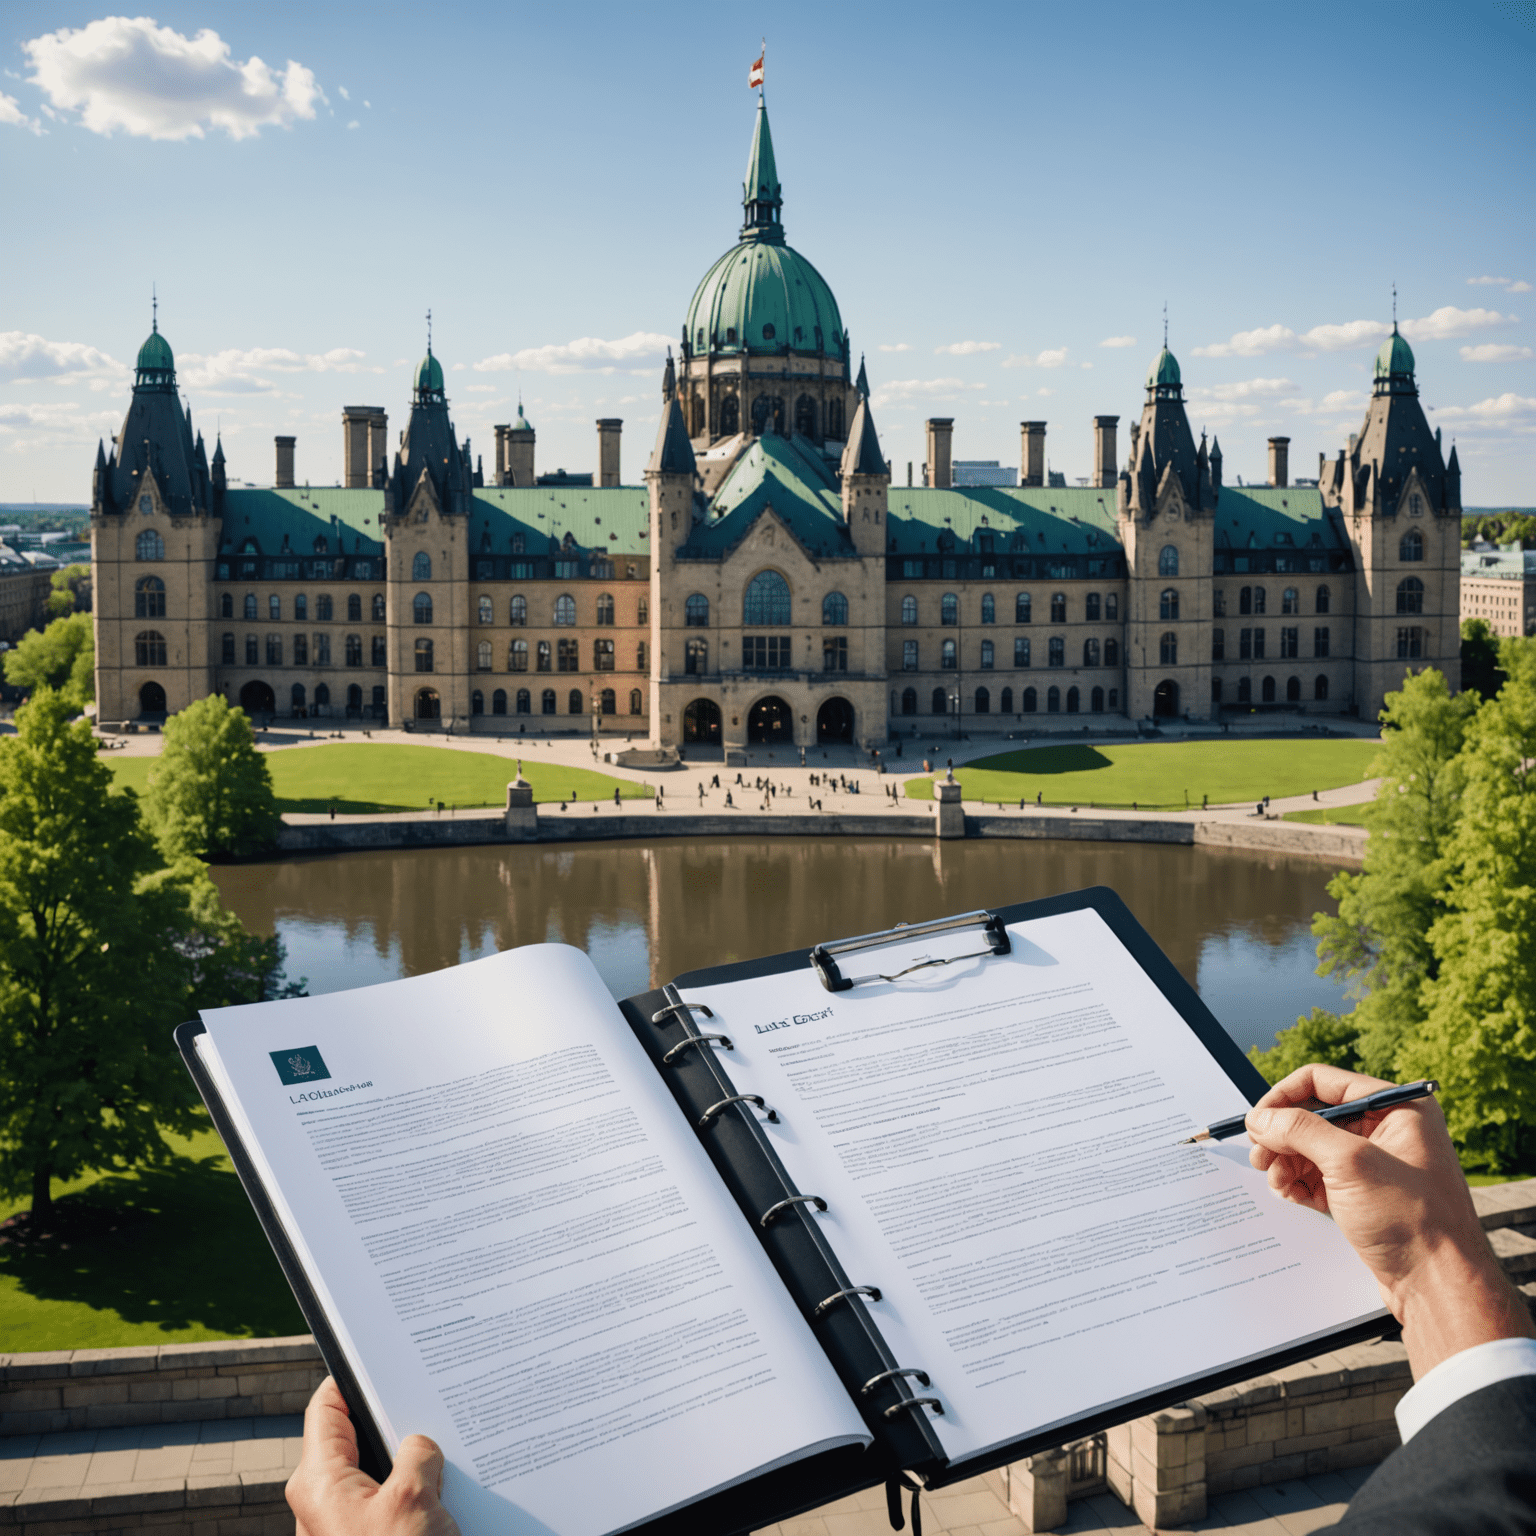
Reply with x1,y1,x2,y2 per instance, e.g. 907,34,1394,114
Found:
270,1047,331,1086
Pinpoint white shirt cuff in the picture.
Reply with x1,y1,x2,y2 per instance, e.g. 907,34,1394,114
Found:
1394,1336,1536,1443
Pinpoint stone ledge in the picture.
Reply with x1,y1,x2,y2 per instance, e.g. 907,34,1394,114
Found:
0,1339,319,1386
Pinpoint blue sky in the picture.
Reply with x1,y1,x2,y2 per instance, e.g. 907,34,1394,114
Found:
2,1,1533,503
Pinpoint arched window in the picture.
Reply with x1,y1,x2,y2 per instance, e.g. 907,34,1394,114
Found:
135,529,164,561
516,688,531,714
941,638,957,669
980,594,995,624
415,638,433,672
1066,686,1080,714
1016,592,1032,624
1014,636,1031,667
476,640,492,671
221,633,235,664
134,630,167,666
1239,586,1253,615
1047,685,1061,713
471,690,484,716
1105,638,1120,666
413,592,433,624
1160,588,1179,621
1083,638,1100,667
1287,676,1301,702
500,594,523,628
1050,593,1066,623
220,592,233,618
743,570,791,625
629,689,643,715
478,595,493,625
980,639,994,669
536,640,551,671
594,638,615,671
568,689,584,715
1048,636,1064,667
1262,675,1276,703
826,398,843,439
1105,593,1119,620
1315,675,1329,701
1396,577,1424,615
1023,686,1038,713
510,638,528,671
901,688,917,715
346,634,362,666
1316,584,1331,614
901,595,918,626
412,552,431,580
492,689,507,716
372,593,385,620
347,594,362,622
1000,686,1014,713
684,593,710,627
134,576,165,618
600,688,617,714
940,593,958,626
975,687,990,714
1158,545,1179,576
269,593,281,621
1282,587,1299,615
931,687,947,716
371,635,386,666
291,684,306,712
541,689,557,715
554,593,577,626
1085,593,1101,621
1252,586,1267,616
317,594,333,622
822,591,848,626
1400,529,1424,562
243,593,257,619
1160,632,1177,666
596,593,615,625
1091,686,1104,713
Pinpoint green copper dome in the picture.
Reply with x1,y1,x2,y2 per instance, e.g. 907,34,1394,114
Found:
685,240,845,361
137,327,174,372
415,348,444,394
1374,327,1415,378
1147,346,1181,388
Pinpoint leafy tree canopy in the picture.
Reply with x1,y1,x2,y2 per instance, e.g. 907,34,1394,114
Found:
1461,511,1536,550
2,611,93,710
46,563,91,619
144,695,281,860
1461,618,1507,702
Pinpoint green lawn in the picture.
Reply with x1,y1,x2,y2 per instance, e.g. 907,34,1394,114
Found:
902,739,1381,810
109,743,652,815
0,1125,306,1350
1282,806,1371,828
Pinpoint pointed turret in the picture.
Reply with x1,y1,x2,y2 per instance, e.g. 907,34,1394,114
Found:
662,348,676,403
1127,341,1202,515
840,393,888,555
649,394,696,476
841,394,885,479
387,332,472,518
855,354,870,401
1209,434,1222,496
741,96,784,243
1446,442,1461,510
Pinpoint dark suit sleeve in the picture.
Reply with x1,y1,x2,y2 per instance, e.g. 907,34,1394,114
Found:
1326,1375,1536,1534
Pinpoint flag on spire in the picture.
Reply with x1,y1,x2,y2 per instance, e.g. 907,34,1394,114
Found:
749,48,764,88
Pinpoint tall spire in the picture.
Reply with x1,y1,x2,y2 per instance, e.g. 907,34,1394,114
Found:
152,282,158,334
741,97,784,243
855,353,870,400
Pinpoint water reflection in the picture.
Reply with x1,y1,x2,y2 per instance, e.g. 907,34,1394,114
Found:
209,838,1348,1056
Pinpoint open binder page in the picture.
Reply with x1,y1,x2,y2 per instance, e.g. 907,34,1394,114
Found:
684,906,1386,1467
198,945,868,1536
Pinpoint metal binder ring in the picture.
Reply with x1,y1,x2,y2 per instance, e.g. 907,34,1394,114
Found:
882,1396,944,1420
813,1286,882,1319
697,1094,778,1128
759,1194,828,1230
661,1033,734,1065
652,1001,714,1026
860,1367,930,1396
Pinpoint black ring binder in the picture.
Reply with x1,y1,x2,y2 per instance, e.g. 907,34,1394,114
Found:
860,1367,930,1395
759,1194,828,1229
810,910,1011,992
661,1032,734,1065
882,1396,944,1420
698,1093,778,1128
813,1285,882,1318
651,1000,714,1026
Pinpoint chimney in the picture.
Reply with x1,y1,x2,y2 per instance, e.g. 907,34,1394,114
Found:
494,424,510,485
925,418,954,489
274,436,296,489
1020,421,1047,487
507,414,535,487
596,419,623,488
342,408,386,489
367,410,388,488
1268,436,1290,488
1092,416,1119,489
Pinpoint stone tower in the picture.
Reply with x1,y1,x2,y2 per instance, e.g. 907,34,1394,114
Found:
646,360,699,736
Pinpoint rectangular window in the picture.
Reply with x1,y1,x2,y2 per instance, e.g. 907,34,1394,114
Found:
1397,626,1422,659
1213,590,1227,618
1212,628,1225,660
1239,628,1252,661
902,639,918,671
266,634,282,665
1048,637,1064,667
536,640,551,672
685,639,707,675
557,638,579,672
1014,636,1030,668
553,560,579,579
314,633,331,665
594,638,615,672
371,636,386,666
637,641,648,670
1280,626,1299,659
293,633,308,665
822,636,848,673
1314,626,1330,658
743,635,792,670
979,640,994,670
903,560,923,579
1252,627,1265,660
221,633,236,665
245,635,258,665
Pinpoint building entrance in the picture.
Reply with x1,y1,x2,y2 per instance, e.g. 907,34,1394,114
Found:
138,680,167,717
816,697,854,744
415,688,441,720
238,680,275,717
1153,679,1180,718
683,698,721,744
747,695,792,745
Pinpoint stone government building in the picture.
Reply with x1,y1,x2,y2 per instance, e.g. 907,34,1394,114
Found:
91,99,1462,751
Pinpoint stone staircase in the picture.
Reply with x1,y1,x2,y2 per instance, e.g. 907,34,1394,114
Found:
3,1180,1533,1536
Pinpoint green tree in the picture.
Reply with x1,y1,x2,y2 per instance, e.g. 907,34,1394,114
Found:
2,611,94,710
1249,1006,1362,1085
144,694,281,860
1461,618,1507,701
1401,639,1536,1171
45,563,91,619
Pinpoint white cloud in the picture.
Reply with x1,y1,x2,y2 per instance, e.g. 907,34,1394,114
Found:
337,85,349,100
346,119,359,130
868,377,985,408
0,330,127,386
0,399,121,451
1319,389,1365,413
1468,275,1530,292
1432,394,1536,427
1002,348,1069,369
23,17,323,140
1189,377,1295,402
0,90,42,134
1400,306,1514,341
1511,282,1533,294
1192,307,1513,359
181,346,376,393
934,340,999,356
1098,335,1137,349
877,342,911,353
1297,319,1391,352
473,331,671,376
1460,343,1533,363
1193,323,1300,358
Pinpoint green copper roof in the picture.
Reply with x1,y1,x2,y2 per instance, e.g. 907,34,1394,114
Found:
742,97,782,239
220,489,385,557
1147,346,1181,388
888,487,1122,557
472,487,649,555
1375,327,1415,378
685,239,845,361
1210,487,1344,551
415,349,444,394
685,433,850,559
510,403,533,434
137,327,174,373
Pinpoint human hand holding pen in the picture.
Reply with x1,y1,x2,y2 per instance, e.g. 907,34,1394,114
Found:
1244,1063,1533,1381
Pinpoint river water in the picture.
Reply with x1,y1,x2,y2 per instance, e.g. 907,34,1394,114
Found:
209,838,1350,1057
